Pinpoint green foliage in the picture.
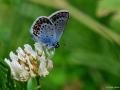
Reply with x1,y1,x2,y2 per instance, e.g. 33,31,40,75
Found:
27,78,37,90
0,0,120,90
97,0,120,34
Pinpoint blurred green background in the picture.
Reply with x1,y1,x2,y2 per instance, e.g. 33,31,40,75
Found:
1,0,120,90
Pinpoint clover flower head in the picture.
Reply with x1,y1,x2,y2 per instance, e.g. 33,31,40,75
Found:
5,43,55,81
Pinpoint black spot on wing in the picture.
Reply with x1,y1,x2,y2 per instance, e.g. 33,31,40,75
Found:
32,17,52,36
50,11,69,22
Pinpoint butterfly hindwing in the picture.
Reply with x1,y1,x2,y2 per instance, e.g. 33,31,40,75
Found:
49,10,69,41
30,16,56,47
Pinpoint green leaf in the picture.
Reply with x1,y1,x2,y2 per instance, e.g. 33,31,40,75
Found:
27,78,37,90
69,51,120,77
97,0,120,17
97,0,120,34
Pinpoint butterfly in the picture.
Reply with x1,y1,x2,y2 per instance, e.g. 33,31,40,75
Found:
30,10,69,48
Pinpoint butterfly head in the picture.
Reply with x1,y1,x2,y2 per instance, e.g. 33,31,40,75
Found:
45,42,59,49
54,42,60,48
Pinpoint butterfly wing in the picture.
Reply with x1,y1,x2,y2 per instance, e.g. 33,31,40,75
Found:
30,16,56,48
49,10,69,42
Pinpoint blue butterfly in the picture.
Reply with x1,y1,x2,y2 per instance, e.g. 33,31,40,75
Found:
30,10,69,48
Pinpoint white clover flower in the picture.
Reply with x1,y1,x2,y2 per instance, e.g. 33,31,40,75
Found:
37,55,48,77
5,58,29,81
16,47,26,62
4,42,55,82
24,44,37,59
34,43,43,55
47,59,53,69
9,52,18,61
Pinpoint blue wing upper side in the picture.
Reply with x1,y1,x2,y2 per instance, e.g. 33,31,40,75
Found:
30,16,56,48
49,10,69,42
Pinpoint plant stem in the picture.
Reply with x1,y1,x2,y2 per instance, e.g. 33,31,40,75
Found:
36,76,41,90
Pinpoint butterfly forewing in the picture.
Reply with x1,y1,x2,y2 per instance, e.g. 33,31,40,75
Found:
49,10,69,41
30,16,56,47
